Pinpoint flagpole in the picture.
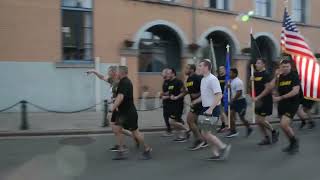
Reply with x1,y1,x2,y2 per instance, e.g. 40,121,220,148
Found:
210,39,217,75
250,27,256,124
251,28,262,58
284,0,288,8
251,64,256,124
226,44,231,129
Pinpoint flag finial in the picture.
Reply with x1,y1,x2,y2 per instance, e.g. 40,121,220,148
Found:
226,44,230,52
284,0,289,8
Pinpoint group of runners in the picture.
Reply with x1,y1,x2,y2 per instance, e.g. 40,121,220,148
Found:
87,56,316,160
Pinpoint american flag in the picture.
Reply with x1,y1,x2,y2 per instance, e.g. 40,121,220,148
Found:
281,8,320,100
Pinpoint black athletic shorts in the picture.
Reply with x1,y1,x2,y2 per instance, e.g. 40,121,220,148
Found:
163,103,170,117
231,98,247,117
190,103,203,115
301,99,315,110
168,102,184,122
255,98,273,117
200,106,220,117
278,100,299,119
116,110,138,131
111,110,120,123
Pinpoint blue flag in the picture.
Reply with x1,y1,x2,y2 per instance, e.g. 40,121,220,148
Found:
223,50,230,112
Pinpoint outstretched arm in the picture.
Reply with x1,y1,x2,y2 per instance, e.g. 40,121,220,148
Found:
87,69,108,82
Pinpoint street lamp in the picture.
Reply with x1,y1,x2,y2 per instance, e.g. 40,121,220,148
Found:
238,10,255,22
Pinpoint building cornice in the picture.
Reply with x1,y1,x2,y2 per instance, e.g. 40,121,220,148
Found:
128,0,320,29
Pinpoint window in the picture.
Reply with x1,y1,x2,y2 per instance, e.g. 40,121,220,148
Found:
209,0,229,10
292,0,306,23
255,0,271,17
138,30,181,73
62,0,92,8
139,40,168,73
62,0,93,61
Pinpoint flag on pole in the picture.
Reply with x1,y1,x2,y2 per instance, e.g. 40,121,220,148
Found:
250,31,261,98
250,33,262,65
249,30,260,123
281,8,320,100
223,47,231,112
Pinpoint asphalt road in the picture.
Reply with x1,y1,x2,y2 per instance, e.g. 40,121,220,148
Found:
0,124,319,180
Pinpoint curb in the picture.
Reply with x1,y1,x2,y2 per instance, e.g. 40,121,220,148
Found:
0,116,319,137
0,127,166,137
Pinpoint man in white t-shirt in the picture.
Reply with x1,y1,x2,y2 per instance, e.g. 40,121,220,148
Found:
191,59,231,161
226,68,253,138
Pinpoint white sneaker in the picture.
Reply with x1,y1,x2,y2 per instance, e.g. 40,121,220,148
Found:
225,132,239,138
161,132,174,137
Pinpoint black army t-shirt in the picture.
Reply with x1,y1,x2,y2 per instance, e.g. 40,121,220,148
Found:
162,79,170,105
278,71,301,103
218,75,226,93
186,74,202,99
162,79,170,93
254,70,272,101
168,78,184,104
116,77,136,113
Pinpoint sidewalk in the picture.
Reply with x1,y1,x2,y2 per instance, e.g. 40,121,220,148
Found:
0,98,319,136
0,109,166,136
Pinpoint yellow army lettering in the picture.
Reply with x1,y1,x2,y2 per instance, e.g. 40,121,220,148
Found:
255,77,263,81
186,81,193,87
279,81,292,86
168,85,174,90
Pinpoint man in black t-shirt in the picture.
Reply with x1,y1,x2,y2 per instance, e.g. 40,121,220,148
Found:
270,60,300,154
87,66,138,151
185,64,207,150
252,59,279,145
111,66,152,160
161,68,173,137
164,68,189,142
217,66,228,133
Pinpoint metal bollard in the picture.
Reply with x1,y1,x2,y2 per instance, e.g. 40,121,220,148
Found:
140,91,149,110
102,100,109,127
154,92,161,108
20,100,29,130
